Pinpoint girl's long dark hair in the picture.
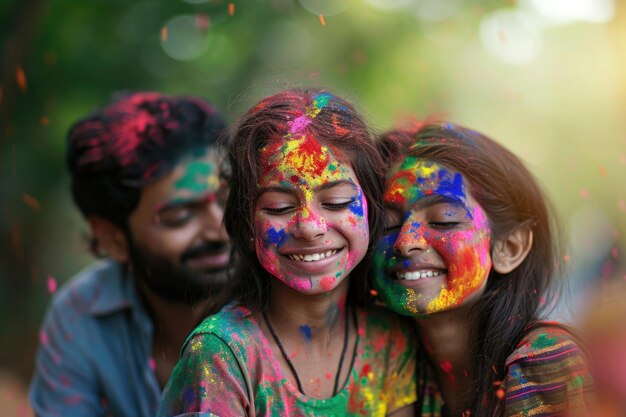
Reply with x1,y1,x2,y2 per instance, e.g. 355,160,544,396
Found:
224,88,386,313
379,122,563,416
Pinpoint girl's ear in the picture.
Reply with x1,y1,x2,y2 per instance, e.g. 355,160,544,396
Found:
88,216,130,263
492,226,533,274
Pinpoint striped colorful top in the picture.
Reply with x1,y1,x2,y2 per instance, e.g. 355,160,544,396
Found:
417,323,596,416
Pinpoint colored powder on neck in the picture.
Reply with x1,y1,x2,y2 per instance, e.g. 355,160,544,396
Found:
298,325,313,342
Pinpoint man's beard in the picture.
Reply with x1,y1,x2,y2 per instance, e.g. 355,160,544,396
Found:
127,240,232,306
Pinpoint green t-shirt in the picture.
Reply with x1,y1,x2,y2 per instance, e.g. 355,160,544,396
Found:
158,304,417,416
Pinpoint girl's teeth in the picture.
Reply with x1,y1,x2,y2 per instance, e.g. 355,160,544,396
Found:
396,270,443,280
288,249,337,262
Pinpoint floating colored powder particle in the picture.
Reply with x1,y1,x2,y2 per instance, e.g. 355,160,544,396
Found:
161,27,168,41
196,13,209,30
16,66,27,92
47,276,57,294
40,117,49,125
498,30,506,44
319,15,326,26
22,193,41,210
229,3,235,16
495,388,505,399
580,188,589,199
148,357,156,371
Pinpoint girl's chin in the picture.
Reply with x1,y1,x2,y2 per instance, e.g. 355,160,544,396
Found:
274,274,349,295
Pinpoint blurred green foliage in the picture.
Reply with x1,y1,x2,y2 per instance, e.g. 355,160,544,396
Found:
1,0,625,381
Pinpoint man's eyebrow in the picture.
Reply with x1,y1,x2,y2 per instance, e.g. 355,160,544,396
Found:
154,193,217,213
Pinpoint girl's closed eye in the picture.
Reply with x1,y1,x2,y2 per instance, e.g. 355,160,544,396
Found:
262,205,296,215
428,221,461,229
322,198,355,211
426,204,468,229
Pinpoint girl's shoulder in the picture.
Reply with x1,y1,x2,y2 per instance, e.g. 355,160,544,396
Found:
503,321,595,416
505,321,587,368
182,303,263,358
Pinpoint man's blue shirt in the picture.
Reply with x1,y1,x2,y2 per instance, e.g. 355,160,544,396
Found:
29,260,162,417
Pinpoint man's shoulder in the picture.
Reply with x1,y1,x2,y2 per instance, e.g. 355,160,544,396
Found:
47,259,125,317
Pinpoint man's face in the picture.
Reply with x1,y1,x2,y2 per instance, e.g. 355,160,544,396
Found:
126,149,232,304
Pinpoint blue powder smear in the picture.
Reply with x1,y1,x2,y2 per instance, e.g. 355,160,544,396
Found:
265,227,287,249
299,325,312,342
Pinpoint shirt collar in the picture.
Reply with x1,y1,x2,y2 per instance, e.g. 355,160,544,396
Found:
88,260,141,316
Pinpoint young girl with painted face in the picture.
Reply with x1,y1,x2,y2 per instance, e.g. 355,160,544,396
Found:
158,89,417,416
373,123,596,416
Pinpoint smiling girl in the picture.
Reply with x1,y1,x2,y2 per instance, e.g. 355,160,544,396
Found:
373,123,596,416
158,89,417,416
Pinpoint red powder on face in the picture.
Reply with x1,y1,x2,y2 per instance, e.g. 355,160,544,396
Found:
320,276,335,291
298,135,327,177
290,175,300,184
348,216,357,227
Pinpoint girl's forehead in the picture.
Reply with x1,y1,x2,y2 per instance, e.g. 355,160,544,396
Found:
385,157,469,204
257,134,357,187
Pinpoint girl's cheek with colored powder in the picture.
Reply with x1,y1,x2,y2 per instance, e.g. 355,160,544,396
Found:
425,221,492,314
372,232,423,316
254,216,289,280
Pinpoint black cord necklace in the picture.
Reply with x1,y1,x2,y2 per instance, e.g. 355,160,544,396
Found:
263,305,351,396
